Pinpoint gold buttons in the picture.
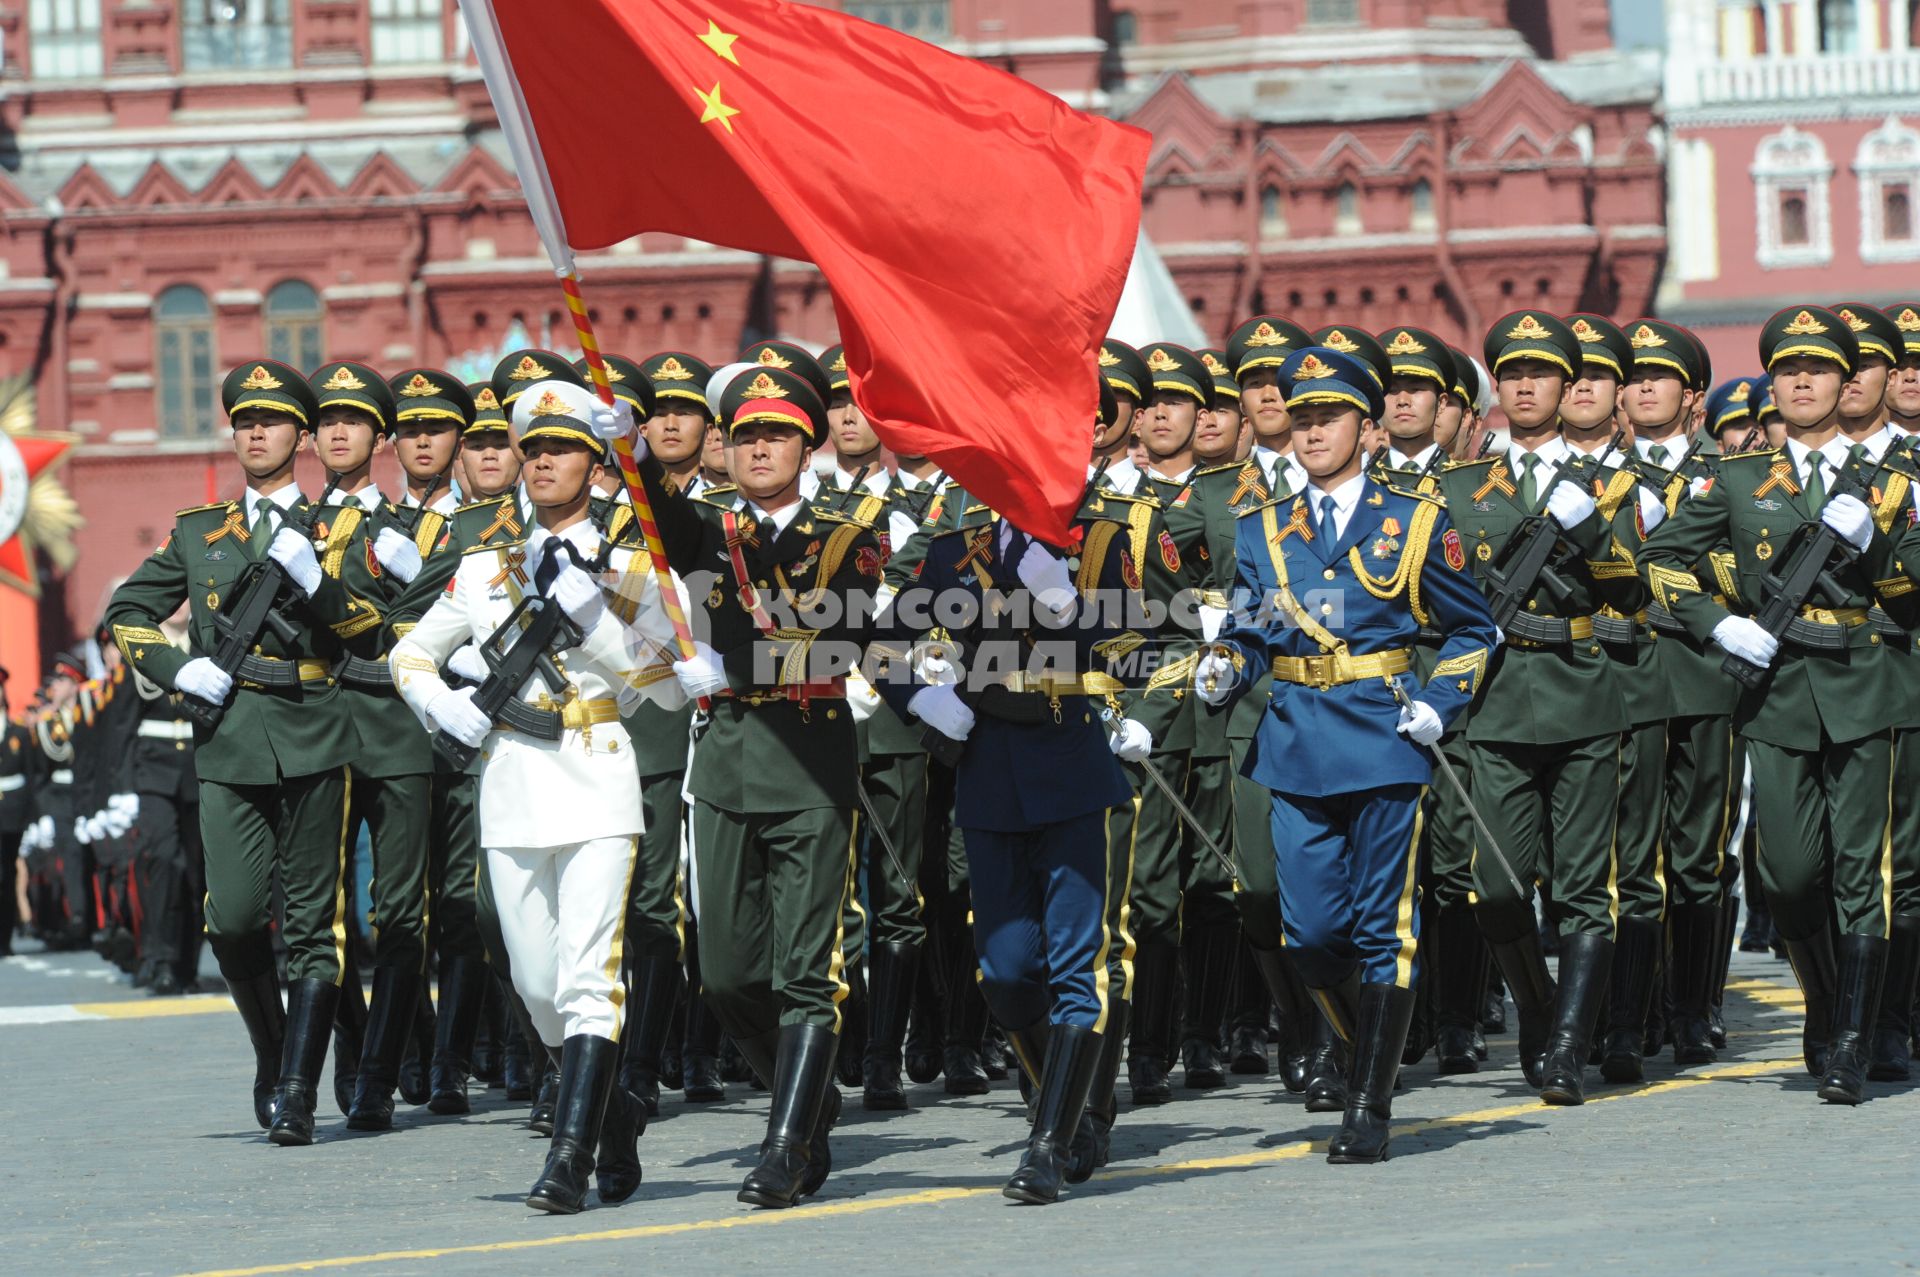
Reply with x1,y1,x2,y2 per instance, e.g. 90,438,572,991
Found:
825,708,838,719
1320,603,1333,616
1322,568,1336,581
1590,645,1601,655
1870,633,1882,646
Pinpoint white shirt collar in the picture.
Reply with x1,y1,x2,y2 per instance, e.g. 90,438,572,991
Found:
1147,463,1195,485
341,482,383,511
1387,443,1438,470
243,484,302,526
799,468,821,501
1508,435,1571,471
895,469,937,492
834,465,890,497
1632,434,1686,463
1784,435,1854,475
1253,444,1306,494
1857,425,1897,461
742,497,805,536
400,489,459,514
1306,471,1366,539
1096,455,1143,495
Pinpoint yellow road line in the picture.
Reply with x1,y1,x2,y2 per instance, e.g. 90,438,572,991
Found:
76,996,234,1020
182,1054,1798,1277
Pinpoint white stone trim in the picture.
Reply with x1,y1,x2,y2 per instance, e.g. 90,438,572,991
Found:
1855,115,1920,263
1751,125,1834,269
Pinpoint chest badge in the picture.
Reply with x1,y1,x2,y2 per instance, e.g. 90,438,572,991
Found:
204,549,228,562
206,591,220,611
1371,535,1400,559
1753,497,1783,512
1475,542,1493,562
1755,540,1773,561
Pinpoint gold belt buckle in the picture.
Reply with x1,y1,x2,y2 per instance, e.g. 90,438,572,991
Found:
1305,655,1334,691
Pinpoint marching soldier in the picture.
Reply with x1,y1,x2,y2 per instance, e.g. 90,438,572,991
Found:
1890,303,1920,435
120,613,203,996
1639,304,1920,1106
391,378,681,1211
0,667,27,957
1196,346,1498,1160
458,384,521,503
105,359,384,1144
1436,311,1644,1106
631,363,883,1209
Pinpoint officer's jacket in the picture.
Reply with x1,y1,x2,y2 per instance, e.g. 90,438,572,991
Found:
642,460,884,815
1214,476,1499,800
23,702,80,848
390,518,685,847
1434,451,1644,746
0,713,30,834
1201,457,1294,748
1638,446,1920,750
1185,459,1264,762
871,508,1144,833
124,664,197,803
104,493,380,786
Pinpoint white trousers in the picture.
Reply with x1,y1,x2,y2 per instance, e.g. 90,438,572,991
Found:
488,836,637,1047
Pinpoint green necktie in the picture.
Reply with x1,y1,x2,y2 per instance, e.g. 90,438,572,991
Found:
1648,444,1670,470
1804,455,1826,511
250,503,274,556
1519,453,1540,510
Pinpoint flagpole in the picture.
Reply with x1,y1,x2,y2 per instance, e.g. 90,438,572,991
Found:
460,0,698,671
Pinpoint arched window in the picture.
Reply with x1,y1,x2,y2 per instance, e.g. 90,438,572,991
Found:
1334,182,1362,236
265,280,323,372
1259,183,1286,237
1409,178,1435,232
1751,125,1832,268
155,285,216,438
1856,116,1920,263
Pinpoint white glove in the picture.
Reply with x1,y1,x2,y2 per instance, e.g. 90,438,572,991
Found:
912,642,958,686
100,806,132,839
1821,493,1874,552
589,397,637,444
424,686,492,747
268,526,323,597
1713,616,1779,669
446,643,490,684
1014,540,1078,621
20,820,43,854
1396,699,1445,747
1194,650,1236,706
31,814,53,851
847,670,883,723
1107,717,1153,763
546,555,606,630
73,817,93,845
1635,486,1667,535
1545,478,1597,530
175,657,234,706
108,792,138,817
372,526,422,584
1198,604,1229,643
908,683,975,742
671,641,728,700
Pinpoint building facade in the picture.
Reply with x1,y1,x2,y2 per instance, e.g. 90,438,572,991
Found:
1661,0,1920,375
0,0,1664,663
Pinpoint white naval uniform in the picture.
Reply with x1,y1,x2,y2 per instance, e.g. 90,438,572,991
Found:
390,520,686,1044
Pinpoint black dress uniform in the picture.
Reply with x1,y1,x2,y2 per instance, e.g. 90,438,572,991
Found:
0,673,31,956
122,658,203,994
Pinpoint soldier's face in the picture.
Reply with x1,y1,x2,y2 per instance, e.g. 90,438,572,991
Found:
1194,401,1241,462
458,431,520,498
1291,401,1364,480
1384,374,1440,441
1142,391,1199,459
728,422,812,501
1495,359,1569,431
1622,369,1691,430
701,422,728,472
523,439,601,507
314,409,380,474
826,393,882,459
46,674,76,708
1770,356,1846,429
1239,370,1290,442
394,421,458,481
230,410,306,480
1890,356,1920,419
1094,395,1137,449
1435,393,1465,448
642,403,707,465
1840,353,1891,420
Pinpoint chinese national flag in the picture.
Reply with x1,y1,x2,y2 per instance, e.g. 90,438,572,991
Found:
486,0,1150,545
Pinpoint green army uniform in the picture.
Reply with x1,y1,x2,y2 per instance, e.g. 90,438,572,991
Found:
1372,325,1492,1076
1436,311,1646,1105
1638,303,1920,1105
104,359,383,1143
307,360,439,1130
641,363,881,1206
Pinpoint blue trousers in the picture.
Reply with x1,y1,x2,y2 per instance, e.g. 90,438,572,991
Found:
961,810,1114,1031
1268,783,1425,990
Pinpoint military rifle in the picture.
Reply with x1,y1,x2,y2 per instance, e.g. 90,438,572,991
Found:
1722,448,1890,689
182,473,344,731
1479,432,1623,632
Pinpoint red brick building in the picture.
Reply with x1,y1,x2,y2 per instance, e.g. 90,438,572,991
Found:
0,0,1664,671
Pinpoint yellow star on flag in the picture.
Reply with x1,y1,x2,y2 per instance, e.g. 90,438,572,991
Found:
695,82,741,133
699,19,741,65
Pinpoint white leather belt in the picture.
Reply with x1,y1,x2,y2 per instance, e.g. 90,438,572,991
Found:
50,768,74,784
0,774,23,793
137,719,195,741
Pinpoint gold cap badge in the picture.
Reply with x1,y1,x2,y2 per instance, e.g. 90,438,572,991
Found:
1782,310,1829,336
1630,324,1666,348
1202,352,1229,375
240,365,283,391
1506,314,1550,340
654,356,695,381
473,387,500,410
1571,319,1602,343
741,372,789,399
1321,329,1359,353
1837,308,1869,333
1731,380,1751,402
399,373,440,398
532,389,572,416
1246,322,1289,348
755,348,793,369
603,364,626,383
1098,348,1121,367
828,352,847,373
510,355,551,381
322,366,368,391
1292,354,1335,381
1385,331,1426,355
1896,307,1920,332
1147,348,1179,373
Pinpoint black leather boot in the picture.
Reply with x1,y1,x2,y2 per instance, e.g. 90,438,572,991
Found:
1818,934,1887,1106
1868,913,1920,1082
1327,984,1416,1164
1481,904,1555,1088
501,984,536,1101
1433,905,1489,1075
472,976,504,1088
428,958,487,1115
620,954,681,1115
864,939,918,1111
527,1035,619,1214
681,961,727,1103
1179,924,1234,1089
1600,916,1661,1083
596,1046,645,1204
1249,945,1311,1093
1708,892,1738,1049
1067,999,1125,1184
269,977,342,1147
943,957,992,1097
905,951,943,1084
397,975,434,1106
837,960,869,1089
226,969,286,1129
347,966,419,1131
1784,928,1839,1078
1669,902,1721,1066
1225,941,1271,1075
1004,1019,1050,1111
331,962,367,1118
1127,939,1177,1106
1003,1024,1102,1204
738,1024,840,1209
1301,1006,1349,1113
530,1047,562,1135
1539,933,1613,1106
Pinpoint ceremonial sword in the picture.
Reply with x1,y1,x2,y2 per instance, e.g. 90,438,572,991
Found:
855,777,913,892
1387,676,1525,899
1101,709,1239,889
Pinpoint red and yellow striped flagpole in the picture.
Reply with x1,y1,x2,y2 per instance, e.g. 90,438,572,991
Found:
557,269,699,666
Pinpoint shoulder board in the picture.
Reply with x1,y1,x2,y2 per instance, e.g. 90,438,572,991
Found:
176,500,236,518
1234,495,1289,520
1086,489,1154,507
1718,448,1776,462
814,507,876,529
455,495,512,514
1075,503,1131,526
462,533,527,556
1192,461,1241,478
1383,483,1445,507
691,485,738,510
1440,455,1495,471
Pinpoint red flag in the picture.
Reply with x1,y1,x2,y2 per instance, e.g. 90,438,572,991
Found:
486,0,1149,544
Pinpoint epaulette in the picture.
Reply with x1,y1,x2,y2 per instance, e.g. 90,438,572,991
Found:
1075,498,1130,525
1192,460,1241,477
813,506,876,528
175,500,235,518
1234,494,1290,519
1719,448,1776,462
691,484,738,510
1083,488,1153,507
1383,482,1446,507
1440,455,1496,470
